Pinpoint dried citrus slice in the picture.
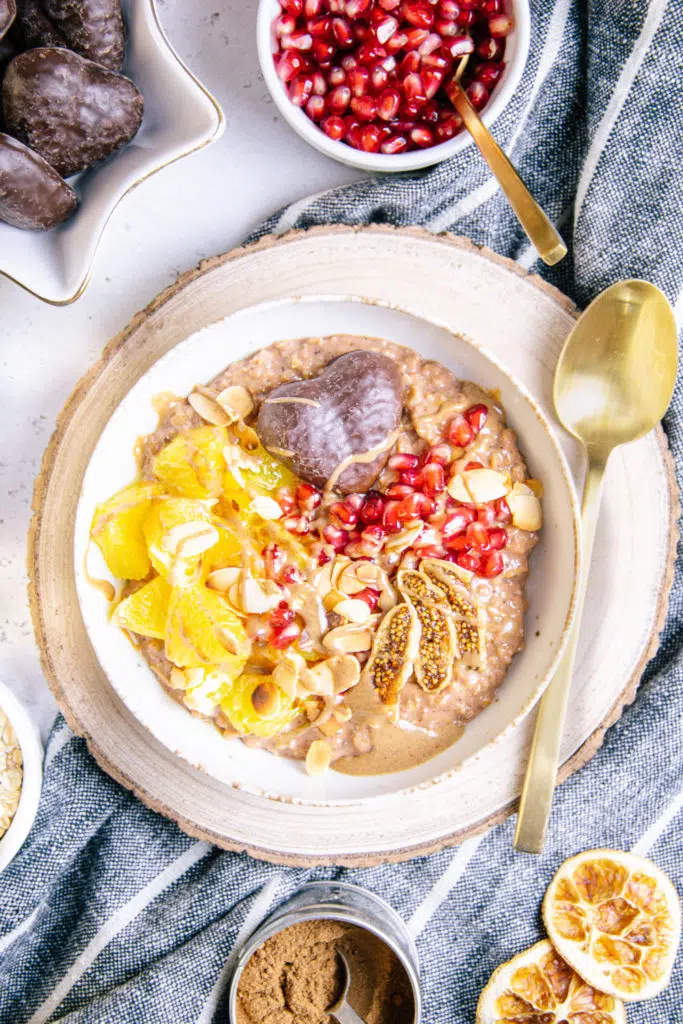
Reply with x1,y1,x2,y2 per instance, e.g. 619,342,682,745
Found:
422,558,487,668
477,939,625,1024
362,602,420,705
543,849,681,1001
220,673,299,738
397,570,457,693
165,583,249,670
114,575,171,640
91,481,163,580
152,425,227,498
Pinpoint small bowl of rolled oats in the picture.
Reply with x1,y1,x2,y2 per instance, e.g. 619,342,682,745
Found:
0,680,43,874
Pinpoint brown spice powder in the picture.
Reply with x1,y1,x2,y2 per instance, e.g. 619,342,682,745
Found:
235,919,415,1024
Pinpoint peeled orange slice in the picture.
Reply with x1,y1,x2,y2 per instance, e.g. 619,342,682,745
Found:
165,583,249,670
152,425,227,498
220,673,298,739
143,497,217,585
114,575,171,640
543,849,681,1002
91,481,162,580
476,940,625,1024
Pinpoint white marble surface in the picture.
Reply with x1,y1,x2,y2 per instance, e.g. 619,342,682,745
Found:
0,0,363,742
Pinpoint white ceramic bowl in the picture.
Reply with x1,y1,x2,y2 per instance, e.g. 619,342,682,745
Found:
257,0,530,172
0,0,224,305
74,296,580,805
0,680,43,875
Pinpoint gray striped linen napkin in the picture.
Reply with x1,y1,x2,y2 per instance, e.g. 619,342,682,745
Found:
2,0,683,1021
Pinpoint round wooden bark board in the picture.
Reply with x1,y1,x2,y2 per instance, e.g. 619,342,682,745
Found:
28,226,678,866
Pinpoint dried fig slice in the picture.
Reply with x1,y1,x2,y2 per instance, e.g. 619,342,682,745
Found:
362,602,420,706
397,569,457,693
422,558,487,669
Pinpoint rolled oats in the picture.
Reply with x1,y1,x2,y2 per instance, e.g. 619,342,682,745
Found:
0,710,22,840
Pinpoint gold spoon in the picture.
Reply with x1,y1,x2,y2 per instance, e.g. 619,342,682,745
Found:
514,280,678,854
445,70,567,267
328,950,368,1024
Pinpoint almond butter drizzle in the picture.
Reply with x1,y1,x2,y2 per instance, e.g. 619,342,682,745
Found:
263,397,321,407
324,428,400,495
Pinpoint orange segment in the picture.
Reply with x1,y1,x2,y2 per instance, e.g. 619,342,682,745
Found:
91,482,163,580
143,496,217,586
152,425,227,498
543,849,681,1001
476,940,626,1024
165,583,249,670
113,575,171,640
220,673,299,739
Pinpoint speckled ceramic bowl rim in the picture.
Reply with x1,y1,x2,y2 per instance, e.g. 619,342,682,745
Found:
0,680,43,875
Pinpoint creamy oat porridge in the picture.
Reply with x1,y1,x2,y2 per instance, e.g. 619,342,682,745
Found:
90,336,542,776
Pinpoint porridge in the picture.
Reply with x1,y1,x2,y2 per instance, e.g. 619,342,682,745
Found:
90,336,542,776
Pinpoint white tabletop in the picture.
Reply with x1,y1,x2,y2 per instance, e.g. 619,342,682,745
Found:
0,0,363,742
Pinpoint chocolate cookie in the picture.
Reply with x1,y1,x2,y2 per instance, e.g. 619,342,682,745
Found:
0,131,77,229
0,0,16,41
42,0,125,70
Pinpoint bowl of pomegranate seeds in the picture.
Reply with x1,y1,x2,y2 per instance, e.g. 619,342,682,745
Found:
257,0,529,169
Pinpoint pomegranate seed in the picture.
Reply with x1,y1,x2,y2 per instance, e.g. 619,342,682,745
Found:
348,65,370,95
296,482,322,511
274,13,297,36
400,467,423,487
388,452,419,471
351,94,379,119
458,0,478,10
346,493,365,512
341,52,358,69
360,524,386,555
398,491,435,520
466,521,491,551
281,0,303,14
443,33,474,57
374,14,398,44
326,0,346,10
383,500,403,533
356,586,381,610
493,497,512,523
475,61,504,88
308,14,332,36
464,460,484,471
425,443,452,466
404,27,429,49
328,64,346,84
357,41,387,64
306,94,326,119
280,564,304,584
345,116,363,146
403,72,427,104
381,133,408,153
479,550,504,577
328,83,352,111
399,50,421,75
411,125,434,146
385,482,415,499
489,13,513,36
477,36,504,60
423,69,445,98
312,38,337,63
477,504,497,528
311,70,328,93
447,416,475,447
262,543,286,578
465,403,488,433
442,509,471,537
283,514,310,534
276,486,296,514
422,462,446,496
375,87,400,119
488,527,507,550
415,543,446,559
271,622,301,649
270,602,295,629
305,0,323,15
435,17,458,36
276,51,305,82
480,0,500,11
445,533,472,553
360,491,385,523
456,552,481,573
321,113,346,138
419,32,442,56
422,52,451,72
385,30,409,53
283,30,314,50
379,0,401,8
402,2,435,29
435,113,462,141
323,523,348,550
454,9,474,25
332,15,354,45
370,62,389,90
289,75,313,106
360,123,382,150
330,501,359,528
467,80,489,109
438,0,460,16
346,0,370,15
420,100,440,124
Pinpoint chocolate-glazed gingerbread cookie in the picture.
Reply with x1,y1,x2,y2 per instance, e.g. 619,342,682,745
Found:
12,0,66,48
42,0,125,71
0,131,77,228
0,0,15,41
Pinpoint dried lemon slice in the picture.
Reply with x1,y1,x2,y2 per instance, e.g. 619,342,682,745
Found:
422,558,487,668
477,939,625,1024
397,570,457,693
543,849,681,1001
362,602,420,706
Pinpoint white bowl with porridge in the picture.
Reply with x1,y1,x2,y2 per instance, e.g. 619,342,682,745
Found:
75,298,580,802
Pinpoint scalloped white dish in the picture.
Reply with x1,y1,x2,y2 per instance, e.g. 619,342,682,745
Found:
0,0,224,305
74,296,580,805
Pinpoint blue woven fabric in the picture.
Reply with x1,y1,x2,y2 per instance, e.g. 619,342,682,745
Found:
2,0,683,1020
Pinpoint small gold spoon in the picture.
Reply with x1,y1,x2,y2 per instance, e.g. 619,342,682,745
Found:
445,72,567,267
514,280,678,853
328,950,368,1024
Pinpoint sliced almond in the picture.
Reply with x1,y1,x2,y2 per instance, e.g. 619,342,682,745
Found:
526,478,544,498
272,652,305,701
383,522,424,555
206,566,242,593
305,739,331,776
250,495,283,520
323,621,377,654
317,716,344,737
216,385,254,422
218,626,243,656
176,525,220,559
241,574,283,614
330,555,352,590
188,390,230,426
250,679,282,718
161,520,216,556
507,491,543,531
333,598,372,624
447,467,510,505
323,587,347,612
333,703,352,724
300,662,336,697
327,654,360,694
313,561,335,599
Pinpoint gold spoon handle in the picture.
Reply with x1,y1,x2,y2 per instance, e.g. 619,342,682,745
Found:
514,455,607,853
446,80,567,267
